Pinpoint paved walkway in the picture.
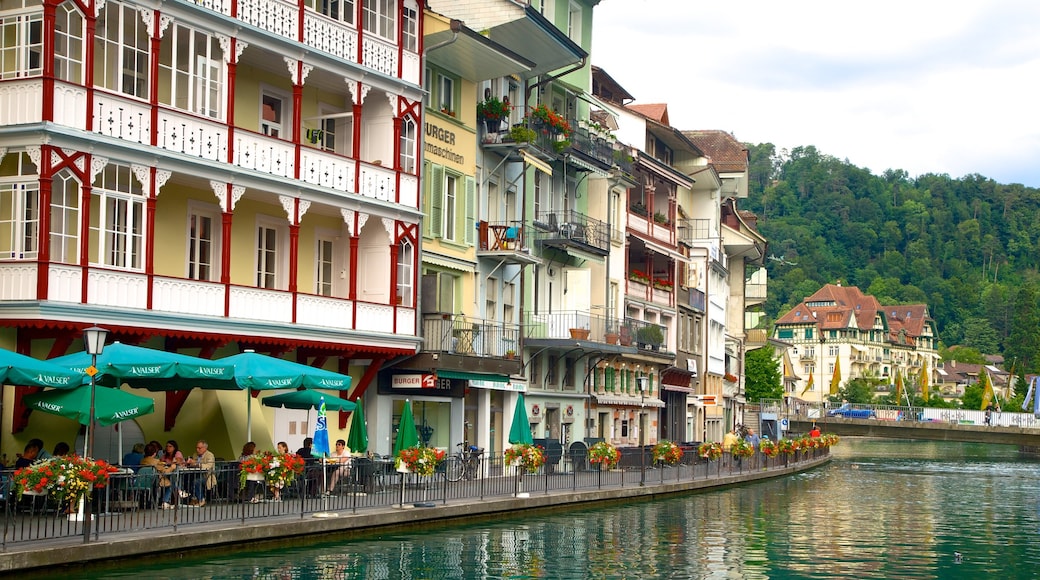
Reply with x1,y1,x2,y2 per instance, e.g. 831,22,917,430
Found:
0,454,830,573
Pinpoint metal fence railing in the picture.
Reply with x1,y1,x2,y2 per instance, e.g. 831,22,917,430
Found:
0,447,830,547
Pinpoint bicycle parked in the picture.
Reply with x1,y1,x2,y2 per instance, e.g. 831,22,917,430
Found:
444,442,484,482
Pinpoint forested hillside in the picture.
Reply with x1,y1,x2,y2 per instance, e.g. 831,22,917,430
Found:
743,144,1040,372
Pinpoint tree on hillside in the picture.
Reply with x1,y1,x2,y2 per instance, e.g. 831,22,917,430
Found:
940,346,986,365
1005,286,1040,373
744,345,783,403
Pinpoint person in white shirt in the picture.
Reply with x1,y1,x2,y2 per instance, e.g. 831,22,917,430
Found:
325,440,352,494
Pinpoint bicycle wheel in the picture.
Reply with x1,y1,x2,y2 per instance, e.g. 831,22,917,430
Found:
445,456,464,482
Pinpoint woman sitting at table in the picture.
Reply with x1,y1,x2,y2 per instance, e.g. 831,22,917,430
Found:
157,440,184,509
324,440,352,495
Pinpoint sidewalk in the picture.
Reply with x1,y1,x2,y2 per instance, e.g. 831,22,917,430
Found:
0,453,830,573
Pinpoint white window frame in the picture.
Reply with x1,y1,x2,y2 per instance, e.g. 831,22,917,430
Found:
399,116,416,173
0,11,42,80
255,216,288,290
402,3,418,52
261,87,290,138
158,22,223,118
362,0,395,41
444,173,457,241
96,1,150,99
315,232,335,296
306,0,355,24
567,2,582,43
186,201,221,281
396,238,413,306
0,181,39,260
53,4,84,83
50,170,80,264
91,164,145,270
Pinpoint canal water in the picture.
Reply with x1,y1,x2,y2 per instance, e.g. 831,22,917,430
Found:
45,438,1040,579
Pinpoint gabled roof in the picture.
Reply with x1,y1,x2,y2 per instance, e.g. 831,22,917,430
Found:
628,103,669,125
591,65,635,105
683,130,749,174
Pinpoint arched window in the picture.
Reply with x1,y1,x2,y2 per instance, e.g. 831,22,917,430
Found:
396,238,413,306
399,116,416,174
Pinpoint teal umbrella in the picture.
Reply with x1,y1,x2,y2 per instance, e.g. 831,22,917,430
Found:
508,393,533,445
49,342,236,390
261,389,356,411
24,386,155,427
0,347,83,388
345,398,368,454
393,400,419,455
217,351,353,390
218,350,353,440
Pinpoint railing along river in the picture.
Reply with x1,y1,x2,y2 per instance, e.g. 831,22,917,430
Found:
0,446,830,548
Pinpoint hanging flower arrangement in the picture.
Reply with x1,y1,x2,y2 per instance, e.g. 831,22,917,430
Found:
732,439,755,459
652,440,683,465
13,455,118,508
477,96,511,121
698,441,723,461
395,446,447,477
776,438,798,455
760,439,779,458
239,451,305,489
528,104,572,138
504,443,545,473
629,270,651,284
588,441,621,469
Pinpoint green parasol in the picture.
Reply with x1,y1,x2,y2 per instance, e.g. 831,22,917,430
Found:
393,400,419,456
346,397,368,453
24,386,155,427
0,347,84,388
218,351,353,390
50,342,236,390
261,389,356,411
508,393,533,445
218,350,353,441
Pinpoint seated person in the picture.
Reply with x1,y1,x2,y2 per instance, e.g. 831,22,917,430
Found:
122,443,145,470
325,440,352,494
52,442,70,457
185,439,216,507
14,442,40,469
157,440,185,508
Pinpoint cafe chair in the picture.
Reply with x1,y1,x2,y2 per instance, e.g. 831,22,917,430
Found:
128,466,158,510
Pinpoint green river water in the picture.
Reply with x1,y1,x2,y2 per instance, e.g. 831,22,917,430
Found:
37,438,1040,579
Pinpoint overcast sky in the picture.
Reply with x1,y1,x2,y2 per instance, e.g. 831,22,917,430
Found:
590,0,1040,188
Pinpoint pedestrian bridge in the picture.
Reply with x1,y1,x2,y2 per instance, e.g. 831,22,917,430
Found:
784,404,1040,447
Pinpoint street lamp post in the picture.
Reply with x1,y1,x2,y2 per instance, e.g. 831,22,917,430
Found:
637,376,648,486
82,325,108,545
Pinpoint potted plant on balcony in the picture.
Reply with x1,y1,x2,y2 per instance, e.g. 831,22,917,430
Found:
629,270,650,284
504,349,516,360
653,279,673,291
630,201,648,216
653,211,670,225
635,325,664,349
477,96,511,133
528,104,572,139
508,124,537,144
569,327,590,340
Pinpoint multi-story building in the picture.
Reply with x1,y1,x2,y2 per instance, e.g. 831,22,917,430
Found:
773,284,939,404
0,0,425,458
379,2,579,458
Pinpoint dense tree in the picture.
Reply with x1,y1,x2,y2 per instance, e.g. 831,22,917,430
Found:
744,345,783,402
838,378,877,404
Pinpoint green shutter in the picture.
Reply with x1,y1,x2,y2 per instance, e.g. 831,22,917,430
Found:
606,366,615,392
464,176,475,245
429,165,444,238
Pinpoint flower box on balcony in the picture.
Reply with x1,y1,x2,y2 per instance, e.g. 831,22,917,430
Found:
569,328,590,340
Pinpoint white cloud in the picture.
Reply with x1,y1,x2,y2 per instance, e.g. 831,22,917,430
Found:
591,0,1040,186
